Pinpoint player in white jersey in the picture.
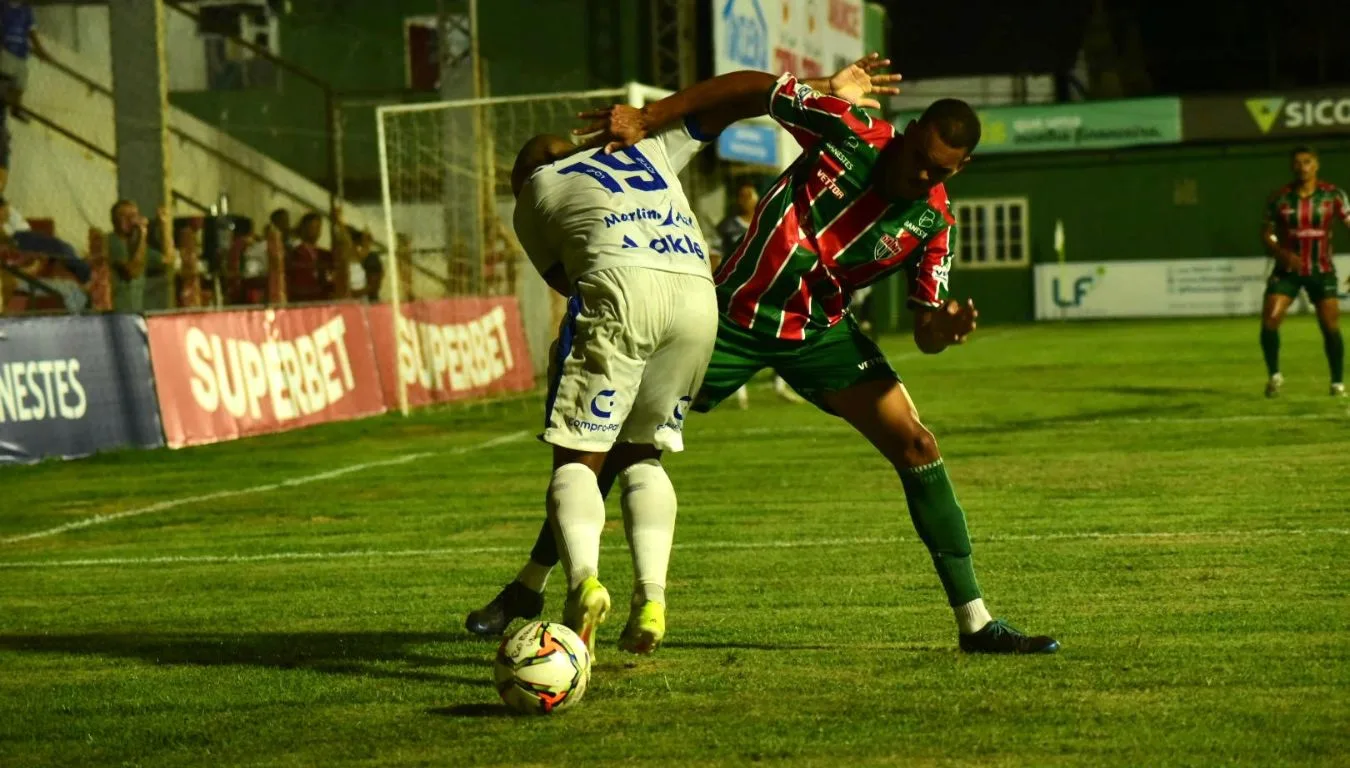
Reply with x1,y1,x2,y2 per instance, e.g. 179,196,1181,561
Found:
510,115,721,657
473,57,902,655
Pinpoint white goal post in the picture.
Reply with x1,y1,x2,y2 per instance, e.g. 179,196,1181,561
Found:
375,83,672,415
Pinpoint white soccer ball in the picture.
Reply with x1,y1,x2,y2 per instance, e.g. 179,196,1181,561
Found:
494,621,591,714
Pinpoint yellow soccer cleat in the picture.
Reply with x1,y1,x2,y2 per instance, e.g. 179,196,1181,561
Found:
563,576,610,659
618,599,666,655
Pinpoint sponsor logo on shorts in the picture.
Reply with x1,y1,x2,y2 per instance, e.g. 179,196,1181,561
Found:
567,417,620,433
671,395,691,428
1291,228,1327,237
857,355,888,371
589,389,617,419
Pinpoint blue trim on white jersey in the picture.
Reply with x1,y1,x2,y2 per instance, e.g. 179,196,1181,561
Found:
543,294,583,428
684,115,718,143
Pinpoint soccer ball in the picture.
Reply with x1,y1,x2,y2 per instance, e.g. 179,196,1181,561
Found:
494,621,591,714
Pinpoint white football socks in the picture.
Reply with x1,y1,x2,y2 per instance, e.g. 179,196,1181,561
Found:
954,598,994,634
515,560,552,593
619,459,677,606
546,463,606,591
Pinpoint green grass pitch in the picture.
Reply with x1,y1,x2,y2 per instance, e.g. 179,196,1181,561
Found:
2,317,1347,766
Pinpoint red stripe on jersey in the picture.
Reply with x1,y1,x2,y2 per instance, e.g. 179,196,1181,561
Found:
907,227,951,307
803,260,846,324
1299,196,1312,275
840,111,893,149
717,175,791,287
804,154,847,206
1318,200,1335,272
814,189,891,262
779,276,812,340
727,205,801,328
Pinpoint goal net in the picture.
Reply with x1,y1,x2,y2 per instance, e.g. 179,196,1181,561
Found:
375,84,672,392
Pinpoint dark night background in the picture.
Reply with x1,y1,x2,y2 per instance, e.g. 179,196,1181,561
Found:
888,0,1350,96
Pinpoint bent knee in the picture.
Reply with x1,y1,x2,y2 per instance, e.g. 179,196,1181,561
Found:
884,426,941,470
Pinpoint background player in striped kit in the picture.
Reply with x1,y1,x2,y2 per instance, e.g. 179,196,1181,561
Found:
1259,145,1350,397
471,63,1057,655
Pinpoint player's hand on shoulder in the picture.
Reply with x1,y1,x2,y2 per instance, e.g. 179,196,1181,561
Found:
574,104,648,154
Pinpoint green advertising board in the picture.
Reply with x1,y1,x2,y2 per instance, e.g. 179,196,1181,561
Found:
891,98,1182,154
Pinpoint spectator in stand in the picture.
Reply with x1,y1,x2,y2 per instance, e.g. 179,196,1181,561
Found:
0,2,45,122
270,207,292,246
2,197,88,282
108,199,166,312
286,211,333,302
344,224,384,302
1,196,87,311
238,209,289,304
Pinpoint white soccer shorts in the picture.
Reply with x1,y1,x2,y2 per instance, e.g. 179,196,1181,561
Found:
542,266,717,453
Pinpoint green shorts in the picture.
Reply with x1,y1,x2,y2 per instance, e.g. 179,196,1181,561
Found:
694,315,899,414
1266,271,1339,303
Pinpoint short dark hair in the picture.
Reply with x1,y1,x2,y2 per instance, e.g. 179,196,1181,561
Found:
299,212,322,230
511,133,574,197
110,199,134,223
269,208,289,226
1291,145,1317,159
919,98,981,153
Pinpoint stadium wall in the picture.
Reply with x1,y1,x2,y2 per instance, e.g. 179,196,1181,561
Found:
172,0,644,188
915,136,1350,325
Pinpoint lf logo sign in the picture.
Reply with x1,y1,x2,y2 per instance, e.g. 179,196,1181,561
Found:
1052,267,1107,308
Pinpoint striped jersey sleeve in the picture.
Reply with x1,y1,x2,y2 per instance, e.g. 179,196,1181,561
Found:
767,73,864,151
906,193,957,308
907,225,954,308
1333,186,1350,226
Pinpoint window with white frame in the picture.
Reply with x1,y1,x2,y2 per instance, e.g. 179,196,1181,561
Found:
952,198,1029,268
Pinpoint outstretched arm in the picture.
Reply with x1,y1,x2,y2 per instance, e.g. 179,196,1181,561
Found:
576,54,900,152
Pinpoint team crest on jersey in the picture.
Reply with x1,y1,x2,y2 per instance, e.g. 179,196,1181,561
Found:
874,233,904,261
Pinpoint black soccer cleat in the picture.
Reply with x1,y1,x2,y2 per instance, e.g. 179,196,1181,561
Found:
464,581,544,637
959,619,1060,654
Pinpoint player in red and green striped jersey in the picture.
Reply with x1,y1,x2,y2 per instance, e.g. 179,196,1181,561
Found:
468,61,1057,654
1259,145,1349,398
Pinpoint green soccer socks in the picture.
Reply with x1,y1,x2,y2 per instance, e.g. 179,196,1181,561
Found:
899,459,983,608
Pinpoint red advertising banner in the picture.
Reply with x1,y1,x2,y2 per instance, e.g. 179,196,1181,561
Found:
366,297,535,408
146,305,387,448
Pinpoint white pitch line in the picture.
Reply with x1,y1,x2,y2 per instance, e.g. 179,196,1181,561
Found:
1,527,1345,571
1,431,529,546
704,411,1335,438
